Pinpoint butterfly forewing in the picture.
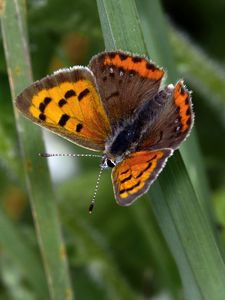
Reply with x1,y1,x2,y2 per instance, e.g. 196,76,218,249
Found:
89,51,165,126
16,67,111,151
112,149,172,205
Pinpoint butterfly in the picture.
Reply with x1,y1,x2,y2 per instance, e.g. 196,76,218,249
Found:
16,51,194,207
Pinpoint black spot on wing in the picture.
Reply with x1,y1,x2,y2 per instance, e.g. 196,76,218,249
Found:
58,114,70,126
44,97,51,105
136,162,152,179
185,96,189,105
39,113,46,121
108,53,116,59
78,88,90,101
39,97,51,112
121,169,129,175
76,123,83,132
186,107,191,116
58,99,67,107
132,57,142,63
120,175,132,184
39,103,45,113
186,117,192,126
65,89,76,99
119,181,141,195
180,86,185,95
146,62,157,71
119,53,128,60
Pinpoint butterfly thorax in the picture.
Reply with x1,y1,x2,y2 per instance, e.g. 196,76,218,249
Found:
105,121,142,162
104,107,153,164
104,87,174,166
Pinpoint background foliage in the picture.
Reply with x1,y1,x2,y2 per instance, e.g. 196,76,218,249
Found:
0,0,225,299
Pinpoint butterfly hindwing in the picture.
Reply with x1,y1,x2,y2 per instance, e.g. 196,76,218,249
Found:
112,149,172,205
16,67,111,151
138,81,194,151
89,51,165,127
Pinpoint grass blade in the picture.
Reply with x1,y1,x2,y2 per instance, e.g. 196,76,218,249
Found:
0,210,48,299
1,1,73,299
61,213,139,300
96,0,225,298
169,25,225,127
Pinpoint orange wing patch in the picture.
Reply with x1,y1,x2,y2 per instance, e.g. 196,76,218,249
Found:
173,81,192,132
16,68,111,151
112,150,172,205
103,52,164,81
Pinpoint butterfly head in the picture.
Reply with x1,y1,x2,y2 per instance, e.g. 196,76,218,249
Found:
100,155,116,169
102,139,132,169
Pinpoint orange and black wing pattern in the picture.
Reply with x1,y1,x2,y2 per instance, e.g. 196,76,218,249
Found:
16,67,111,151
139,81,194,151
89,51,165,126
112,150,172,205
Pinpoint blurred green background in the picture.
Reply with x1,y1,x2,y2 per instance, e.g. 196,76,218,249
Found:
0,0,225,299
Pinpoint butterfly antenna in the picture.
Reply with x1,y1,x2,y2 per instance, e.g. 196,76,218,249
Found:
40,152,104,213
89,165,104,214
39,153,102,158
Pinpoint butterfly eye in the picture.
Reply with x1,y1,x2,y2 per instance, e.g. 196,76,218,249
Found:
106,159,115,168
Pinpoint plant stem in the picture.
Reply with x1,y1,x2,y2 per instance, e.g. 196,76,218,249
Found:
1,1,73,299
